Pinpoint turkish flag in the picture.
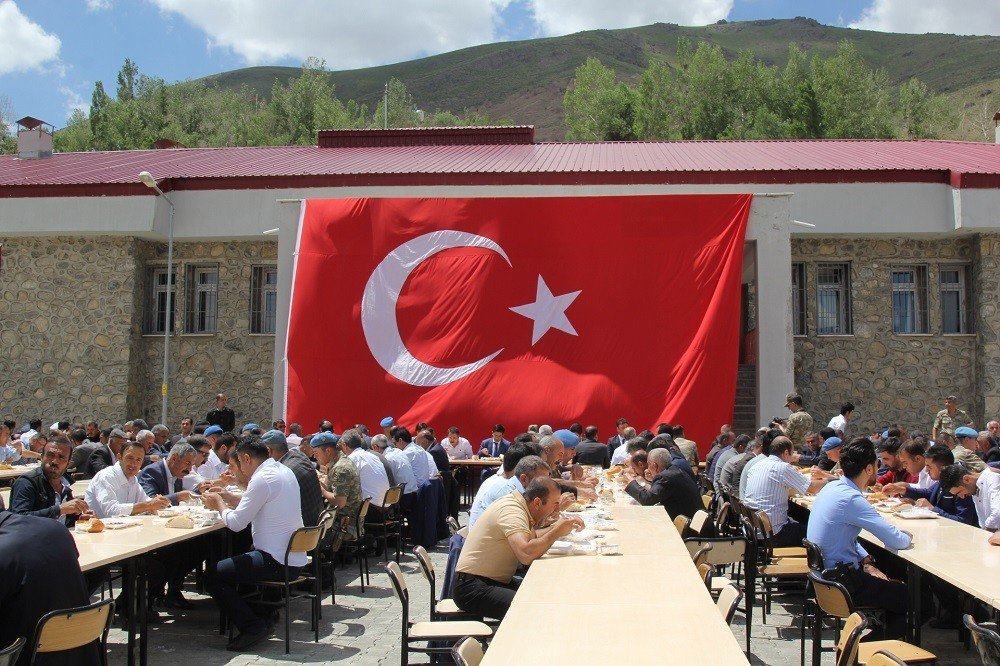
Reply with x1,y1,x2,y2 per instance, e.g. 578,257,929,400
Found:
285,194,751,453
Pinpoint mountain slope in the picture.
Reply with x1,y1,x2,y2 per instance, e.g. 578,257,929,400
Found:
200,18,1000,141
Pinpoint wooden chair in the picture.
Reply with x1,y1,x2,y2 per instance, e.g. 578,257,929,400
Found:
446,516,462,536
691,544,713,568
685,536,750,655
673,514,691,537
368,485,406,563
251,524,324,653
963,614,1000,666
413,546,481,622
690,510,712,536
755,510,807,559
0,637,25,666
716,583,744,625
745,511,808,623
341,497,372,591
866,651,908,666
702,494,713,510
810,572,936,666
835,613,869,666
452,636,485,666
316,508,345,610
27,598,113,666
386,562,492,666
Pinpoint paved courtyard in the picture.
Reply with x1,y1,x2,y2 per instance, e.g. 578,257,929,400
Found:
105,513,987,665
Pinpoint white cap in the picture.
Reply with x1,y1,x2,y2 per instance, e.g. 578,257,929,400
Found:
50,422,60,430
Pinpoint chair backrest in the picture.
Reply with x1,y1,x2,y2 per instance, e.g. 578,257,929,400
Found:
690,510,711,535
701,494,713,510
835,613,868,666
803,539,825,571
383,484,404,509
447,516,461,535
452,636,485,666
691,544,713,568
685,538,746,567
414,546,434,584
697,563,713,589
356,497,372,536
673,514,691,537
386,561,408,607
715,502,732,535
716,584,744,625
866,651,909,666
30,598,113,661
964,615,1000,666
0,637,25,666
807,571,854,619
288,525,324,558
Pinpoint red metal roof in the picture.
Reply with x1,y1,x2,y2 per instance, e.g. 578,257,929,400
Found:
0,139,998,197
317,126,535,147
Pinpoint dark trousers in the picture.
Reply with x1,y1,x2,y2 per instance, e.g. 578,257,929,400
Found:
205,549,295,634
772,519,807,548
828,564,909,639
453,572,517,620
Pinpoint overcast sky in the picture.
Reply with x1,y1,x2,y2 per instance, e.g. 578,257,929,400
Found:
2,0,998,127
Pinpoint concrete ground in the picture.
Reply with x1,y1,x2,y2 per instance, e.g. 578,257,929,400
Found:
105,515,987,666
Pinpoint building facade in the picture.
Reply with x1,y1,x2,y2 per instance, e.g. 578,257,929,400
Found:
1,127,997,437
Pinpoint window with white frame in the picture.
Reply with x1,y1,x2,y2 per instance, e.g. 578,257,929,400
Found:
891,265,929,334
792,262,807,336
185,264,218,333
144,266,176,334
250,266,278,334
816,263,852,335
940,265,973,334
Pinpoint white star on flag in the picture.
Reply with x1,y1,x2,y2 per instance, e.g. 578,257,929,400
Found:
510,275,582,345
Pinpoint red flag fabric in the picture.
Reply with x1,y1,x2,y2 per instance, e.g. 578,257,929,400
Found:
285,194,751,454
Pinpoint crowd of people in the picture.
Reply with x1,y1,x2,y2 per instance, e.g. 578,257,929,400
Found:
2,388,1000,660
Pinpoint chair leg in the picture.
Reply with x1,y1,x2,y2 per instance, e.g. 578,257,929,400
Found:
358,545,366,593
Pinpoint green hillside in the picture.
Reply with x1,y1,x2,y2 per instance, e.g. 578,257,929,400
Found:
200,17,1000,141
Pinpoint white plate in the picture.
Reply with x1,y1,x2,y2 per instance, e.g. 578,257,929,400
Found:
895,508,939,519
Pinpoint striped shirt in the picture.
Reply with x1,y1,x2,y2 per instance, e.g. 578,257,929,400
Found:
742,455,811,534
739,453,767,498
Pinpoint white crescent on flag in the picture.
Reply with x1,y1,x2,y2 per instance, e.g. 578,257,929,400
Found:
360,230,510,387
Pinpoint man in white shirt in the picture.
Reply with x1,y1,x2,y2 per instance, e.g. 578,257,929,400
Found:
198,432,235,481
941,464,1000,531
285,423,303,449
202,435,305,651
827,402,855,438
441,427,474,459
372,433,417,509
86,441,171,518
342,428,391,511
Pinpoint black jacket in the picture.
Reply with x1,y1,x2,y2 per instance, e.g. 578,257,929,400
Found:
206,407,236,433
427,441,450,472
9,467,75,523
280,448,324,528
624,463,702,520
83,444,115,479
574,440,610,468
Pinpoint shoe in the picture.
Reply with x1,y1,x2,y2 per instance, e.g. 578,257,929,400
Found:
227,627,270,652
929,614,960,630
162,593,194,610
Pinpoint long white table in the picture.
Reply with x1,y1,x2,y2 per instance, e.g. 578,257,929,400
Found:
481,503,749,665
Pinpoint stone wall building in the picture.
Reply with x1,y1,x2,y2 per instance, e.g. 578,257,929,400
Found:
1,127,998,441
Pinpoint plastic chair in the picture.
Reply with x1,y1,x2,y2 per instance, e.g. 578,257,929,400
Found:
386,562,492,666
0,637,25,666
963,615,1000,666
413,546,481,622
452,636,485,666
27,598,113,666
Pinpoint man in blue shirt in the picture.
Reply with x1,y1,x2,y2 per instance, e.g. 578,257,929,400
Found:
806,437,912,638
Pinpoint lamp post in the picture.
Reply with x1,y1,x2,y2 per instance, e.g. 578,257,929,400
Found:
139,171,175,425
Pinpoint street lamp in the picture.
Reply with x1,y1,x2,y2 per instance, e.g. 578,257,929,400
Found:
139,171,175,425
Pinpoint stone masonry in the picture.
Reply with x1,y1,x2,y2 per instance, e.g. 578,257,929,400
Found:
791,235,992,437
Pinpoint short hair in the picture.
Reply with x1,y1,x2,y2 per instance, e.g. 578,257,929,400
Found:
181,416,193,424
769,436,793,458
938,431,955,445
132,419,149,431
341,429,365,450
839,437,877,478
448,426,460,435
135,429,153,441
356,424,369,435
523,477,558,503
818,427,837,441
70,428,87,444
647,448,671,468
151,424,169,436
584,425,598,440
511,455,550,479
168,442,197,460
100,427,112,438
538,425,553,436
631,451,648,466
938,463,967,492
886,427,902,439
840,402,855,415
186,435,211,452
760,429,783,456
393,427,412,444
121,441,145,456
502,442,535,473
569,423,582,435
371,434,390,449
234,434,270,461
492,424,505,433
538,435,561,452
513,432,535,445
900,440,927,458
734,434,751,450
878,437,901,455
527,424,539,433
924,443,954,466
215,432,237,451
616,418,629,427
3,419,15,431
415,422,430,432
623,427,637,439
86,420,99,428
672,424,685,437
29,419,42,429
319,420,334,432
289,423,303,435
46,435,72,452
625,438,647,454
656,423,672,436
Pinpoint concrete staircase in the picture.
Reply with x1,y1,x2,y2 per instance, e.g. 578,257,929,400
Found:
733,364,758,435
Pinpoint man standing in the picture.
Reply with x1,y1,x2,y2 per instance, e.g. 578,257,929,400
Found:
479,425,510,458
806,437,913,638
454,477,582,620
574,426,610,468
932,395,972,442
952,427,987,472
311,433,361,539
262,429,323,530
606,418,630,453
785,392,813,450
624,448,702,520
827,402,855,439
9,438,88,525
203,436,305,651
206,393,236,433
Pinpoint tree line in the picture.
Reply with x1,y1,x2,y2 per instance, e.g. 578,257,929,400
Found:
563,40,957,141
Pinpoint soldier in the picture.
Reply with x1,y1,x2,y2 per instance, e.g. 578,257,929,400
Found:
932,395,972,442
785,391,813,450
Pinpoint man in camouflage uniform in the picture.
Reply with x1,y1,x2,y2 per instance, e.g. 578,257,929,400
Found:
932,395,973,443
785,392,813,450
311,432,362,539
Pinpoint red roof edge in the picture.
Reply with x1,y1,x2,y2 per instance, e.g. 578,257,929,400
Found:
317,125,535,148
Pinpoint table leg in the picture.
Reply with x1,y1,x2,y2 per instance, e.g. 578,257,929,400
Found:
124,558,137,666
138,556,149,666
907,564,922,645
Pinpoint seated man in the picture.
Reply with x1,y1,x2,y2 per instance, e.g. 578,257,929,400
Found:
311,432,361,539
816,434,843,473
671,424,699,470
610,427,638,466
202,435,306,651
68,427,98,476
198,430,235,481
730,437,764,499
893,439,932,489
743,436,828,548
138,443,198,505
977,431,1000,465
372,434,417,511
478,425,510,459
574,426,610,468
454,477,582,620
468,442,535,528
943,429,986,473
343,429,391,517
875,437,908,485
624,448,702,520
718,435,750,492
83,427,128,479
469,453,552,528
86,441,172,518
441,427,475,460
939,463,1000,531
9,437,88,525
263,429,323,528
798,432,823,467
806,437,913,638
882,444,977,526
628,450,649,480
